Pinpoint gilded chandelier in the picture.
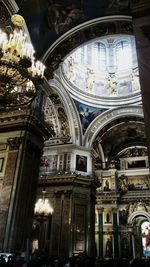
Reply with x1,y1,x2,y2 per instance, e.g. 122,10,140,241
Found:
34,189,53,217
0,14,45,109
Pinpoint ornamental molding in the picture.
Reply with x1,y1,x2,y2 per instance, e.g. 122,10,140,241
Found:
44,16,133,80
1,1,19,19
49,79,82,144
59,62,141,108
84,105,143,147
0,110,54,139
7,137,22,150
128,210,150,224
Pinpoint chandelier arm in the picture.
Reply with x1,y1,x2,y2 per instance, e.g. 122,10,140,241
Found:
0,14,45,109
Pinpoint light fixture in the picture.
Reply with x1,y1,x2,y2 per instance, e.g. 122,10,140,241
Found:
0,14,46,109
34,188,53,217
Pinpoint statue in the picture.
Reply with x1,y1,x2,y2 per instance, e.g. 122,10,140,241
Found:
85,68,94,93
119,175,128,193
119,209,127,225
104,179,110,191
131,69,140,91
67,56,76,80
105,238,112,257
107,73,117,95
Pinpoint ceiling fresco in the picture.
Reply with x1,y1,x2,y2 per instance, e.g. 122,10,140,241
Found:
62,35,140,99
74,99,107,134
1,0,147,161
93,117,147,161
16,0,130,57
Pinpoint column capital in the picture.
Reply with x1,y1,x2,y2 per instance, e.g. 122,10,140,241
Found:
97,207,104,213
7,137,23,150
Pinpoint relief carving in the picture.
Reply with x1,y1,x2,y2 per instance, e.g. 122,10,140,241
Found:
57,107,70,141
7,137,22,150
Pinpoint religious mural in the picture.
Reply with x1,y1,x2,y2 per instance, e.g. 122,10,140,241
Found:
96,121,146,159
63,37,140,98
76,155,87,172
16,0,131,56
74,99,107,133
46,1,86,35
142,221,150,257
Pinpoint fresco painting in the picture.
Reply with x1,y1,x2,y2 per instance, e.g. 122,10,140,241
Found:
76,155,87,172
142,221,150,257
74,100,107,133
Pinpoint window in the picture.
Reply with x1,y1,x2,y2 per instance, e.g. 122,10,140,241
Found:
93,42,106,71
63,35,140,98
115,40,132,70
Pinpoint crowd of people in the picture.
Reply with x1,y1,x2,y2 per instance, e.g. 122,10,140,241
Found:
1,252,150,267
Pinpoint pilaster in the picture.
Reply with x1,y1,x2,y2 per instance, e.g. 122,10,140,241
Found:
0,110,52,253
131,1,150,163
37,174,99,258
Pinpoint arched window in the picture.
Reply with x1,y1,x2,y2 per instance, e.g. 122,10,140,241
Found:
93,42,106,71
115,40,132,70
63,35,140,98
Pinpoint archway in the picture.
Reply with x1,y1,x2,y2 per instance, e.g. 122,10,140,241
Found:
128,210,150,258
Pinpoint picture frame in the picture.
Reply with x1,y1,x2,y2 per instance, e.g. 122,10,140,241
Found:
76,155,87,172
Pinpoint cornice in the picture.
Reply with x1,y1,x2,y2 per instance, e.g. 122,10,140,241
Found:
0,110,54,140
44,16,132,80
38,173,100,188
96,189,150,204
84,105,143,147
130,0,150,18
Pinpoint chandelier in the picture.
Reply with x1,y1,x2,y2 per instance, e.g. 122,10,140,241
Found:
34,189,53,217
0,14,46,109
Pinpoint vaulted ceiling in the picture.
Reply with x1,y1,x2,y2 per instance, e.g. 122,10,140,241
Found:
1,0,149,164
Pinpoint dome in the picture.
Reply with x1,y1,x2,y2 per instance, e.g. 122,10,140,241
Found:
62,34,141,106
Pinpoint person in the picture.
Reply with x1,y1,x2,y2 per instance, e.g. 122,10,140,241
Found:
0,255,6,267
79,106,92,133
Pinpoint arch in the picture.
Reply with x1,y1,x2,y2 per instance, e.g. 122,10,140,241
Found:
84,105,143,147
2,0,19,15
43,15,133,80
46,78,83,145
43,15,132,62
128,211,150,225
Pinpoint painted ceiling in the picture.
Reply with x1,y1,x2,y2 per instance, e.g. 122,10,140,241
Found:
1,0,148,162
93,117,147,161
16,0,131,57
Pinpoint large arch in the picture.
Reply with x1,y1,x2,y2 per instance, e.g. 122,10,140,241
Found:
84,105,144,147
43,15,133,80
128,211,150,224
46,78,83,145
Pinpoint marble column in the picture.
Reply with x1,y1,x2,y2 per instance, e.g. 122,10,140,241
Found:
0,111,52,253
131,1,150,161
113,208,119,258
98,208,104,258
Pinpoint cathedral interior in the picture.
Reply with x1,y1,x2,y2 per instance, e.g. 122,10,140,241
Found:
1,0,150,265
